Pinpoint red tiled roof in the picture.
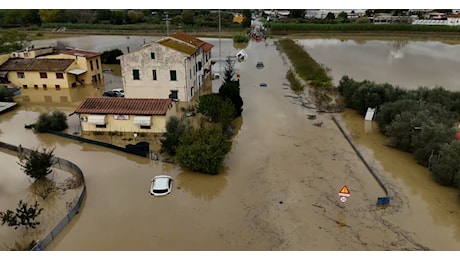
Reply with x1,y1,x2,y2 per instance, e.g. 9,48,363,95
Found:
203,42,214,53
0,58,74,72
74,97,173,115
61,49,100,58
170,31,205,48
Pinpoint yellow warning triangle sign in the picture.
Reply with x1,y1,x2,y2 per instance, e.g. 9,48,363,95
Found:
339,185,350,194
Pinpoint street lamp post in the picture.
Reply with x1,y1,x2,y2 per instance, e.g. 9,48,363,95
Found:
219,9,222,75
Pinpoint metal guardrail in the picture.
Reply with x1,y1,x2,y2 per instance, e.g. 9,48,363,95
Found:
0,141,86,251
331,115,391,205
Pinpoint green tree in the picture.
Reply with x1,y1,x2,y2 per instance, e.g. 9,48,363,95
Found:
337,12,350,23
96,9,113,21
219,81,243,117
18,146,56,181
101,48,123,64
126,10,145,24
110,11,125,25
325,12,336,20
176,127,231,174
412,123,457,167
0,200,43,230
197,93,236,130
160,116,191,156
38,9,63,23
289,10,305,18
241,9,252,28
0,29,30,53
182,10,195,25
223,56,236,83
197,93,223,121
34,111,68,132
430,141,460,187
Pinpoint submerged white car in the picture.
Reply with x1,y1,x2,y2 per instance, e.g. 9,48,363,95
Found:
150,175,173,196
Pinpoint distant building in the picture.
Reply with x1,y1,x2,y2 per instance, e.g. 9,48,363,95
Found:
233,13,244,24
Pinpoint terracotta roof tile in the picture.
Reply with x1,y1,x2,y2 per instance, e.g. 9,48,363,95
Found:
61,49,101,58
170,31,205,47
203,42,214,53
0,58,74,72
74,97,173,115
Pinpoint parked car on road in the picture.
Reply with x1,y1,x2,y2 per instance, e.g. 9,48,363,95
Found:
256,61,264,69
111,88,125,97
150,175,173,196
102,90,121,97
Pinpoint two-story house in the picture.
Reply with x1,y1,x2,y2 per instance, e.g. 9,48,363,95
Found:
118,32,213,104
0,58,77,90
0,47,104,89
40,49,104,86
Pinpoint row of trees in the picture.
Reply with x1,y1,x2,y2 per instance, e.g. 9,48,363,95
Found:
0,9,249,28
160,57,243,175
337,76,460,190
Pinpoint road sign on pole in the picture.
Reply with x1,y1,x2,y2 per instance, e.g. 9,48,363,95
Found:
338,185,350,197
339,196,348,203
338,185,350,203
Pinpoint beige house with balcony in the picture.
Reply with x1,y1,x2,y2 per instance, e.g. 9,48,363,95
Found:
72,97,177,134
118,32,213,104
0,48,103,89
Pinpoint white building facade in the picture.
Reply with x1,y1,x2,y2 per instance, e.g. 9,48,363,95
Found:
119,32,213,103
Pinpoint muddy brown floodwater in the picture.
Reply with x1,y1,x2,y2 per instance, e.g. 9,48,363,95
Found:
2,36,460,250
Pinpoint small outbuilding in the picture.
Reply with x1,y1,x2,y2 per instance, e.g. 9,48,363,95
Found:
72,97,177,134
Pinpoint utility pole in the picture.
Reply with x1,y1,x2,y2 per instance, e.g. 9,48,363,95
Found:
219,9,222,75
164,12,171,36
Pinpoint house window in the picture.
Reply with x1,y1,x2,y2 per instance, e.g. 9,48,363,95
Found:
190,69,192,79
34,84,38,89
152,70,157,80
198,61,202,71
56,72,64,79
133,69,140,80
39,72,47,78
96,59,99,70
170,70,177,81
140,125,151,129
170,90,178,100
42,84,47,89
95,124,106,128
22,85,27,89
55,85,60,90
90,60,94,71
97,74,101,81
17,72,25,78
150,52,155,59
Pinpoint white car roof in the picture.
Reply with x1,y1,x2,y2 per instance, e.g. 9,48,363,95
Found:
153,176,170,189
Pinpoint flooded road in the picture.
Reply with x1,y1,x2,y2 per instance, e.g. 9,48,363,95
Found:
2,35,460,250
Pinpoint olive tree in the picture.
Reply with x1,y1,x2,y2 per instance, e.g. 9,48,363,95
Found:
430,141,460,187
34,110,68,132
160,116,191,156
176,127,231,175
197,93,236,131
